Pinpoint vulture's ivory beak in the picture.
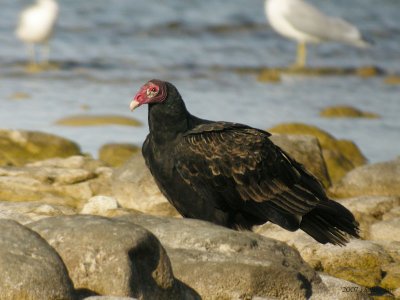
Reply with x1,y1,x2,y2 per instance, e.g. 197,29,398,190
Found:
129,100,140,111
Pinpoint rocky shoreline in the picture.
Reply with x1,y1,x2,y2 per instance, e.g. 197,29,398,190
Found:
0,127,399,299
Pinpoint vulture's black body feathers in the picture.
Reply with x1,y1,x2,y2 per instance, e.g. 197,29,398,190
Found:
137,80,359,245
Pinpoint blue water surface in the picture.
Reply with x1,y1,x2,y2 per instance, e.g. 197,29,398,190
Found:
0,0,399,162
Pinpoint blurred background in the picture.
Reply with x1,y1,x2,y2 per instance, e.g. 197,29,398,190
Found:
0,0,399,163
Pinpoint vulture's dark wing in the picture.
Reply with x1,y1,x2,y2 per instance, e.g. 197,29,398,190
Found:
174,122,327,227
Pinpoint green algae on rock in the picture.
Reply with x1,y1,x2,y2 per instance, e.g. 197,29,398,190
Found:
320,105,380,119
7,91,31,100
384,74,400,85
268,123,367,183
0,129,81,167
256,65,384,83
55,114,142,127
99,143,140,167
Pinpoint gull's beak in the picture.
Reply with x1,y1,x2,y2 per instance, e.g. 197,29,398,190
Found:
129,99,141,111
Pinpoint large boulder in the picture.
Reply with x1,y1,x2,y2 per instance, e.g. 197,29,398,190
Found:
268,123,367,183
330,159,400,198
117,214,342,300
270,134,331,187
0,219,75,300
112,154,179,217
0,129,81,166
28,215,197,299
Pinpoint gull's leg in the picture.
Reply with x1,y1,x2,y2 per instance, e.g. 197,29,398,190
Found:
294,41,307,68
28,43,37,66
42,40,50,65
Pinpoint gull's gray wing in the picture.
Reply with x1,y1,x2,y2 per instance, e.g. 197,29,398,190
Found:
284,0,368,46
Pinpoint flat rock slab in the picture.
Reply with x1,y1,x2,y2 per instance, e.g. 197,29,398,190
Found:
0,200,76,224
117,214,324,300
0,219,75,300
28,215,197,299
0,155,113,208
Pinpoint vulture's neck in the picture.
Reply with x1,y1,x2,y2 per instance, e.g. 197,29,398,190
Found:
148,96,191,145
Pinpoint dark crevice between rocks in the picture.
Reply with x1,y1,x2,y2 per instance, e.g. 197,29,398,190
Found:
297,273,313,299
75,288,99,299
128,234,201,299
368,286,394,297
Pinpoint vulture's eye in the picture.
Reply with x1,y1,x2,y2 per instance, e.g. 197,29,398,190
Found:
146,87,158,97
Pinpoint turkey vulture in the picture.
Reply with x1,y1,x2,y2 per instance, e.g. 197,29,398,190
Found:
130,79,359,245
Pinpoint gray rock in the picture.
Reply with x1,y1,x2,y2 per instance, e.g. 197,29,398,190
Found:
28,215,198,299
270,134,331,187
112,154,179,217
331,159,400,198
117,214,323,300
0,219,75,300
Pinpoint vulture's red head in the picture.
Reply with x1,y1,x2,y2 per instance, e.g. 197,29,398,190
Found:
130,79,168,111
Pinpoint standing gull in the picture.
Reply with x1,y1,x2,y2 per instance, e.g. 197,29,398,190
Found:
265,0,370,68
16,0,59,65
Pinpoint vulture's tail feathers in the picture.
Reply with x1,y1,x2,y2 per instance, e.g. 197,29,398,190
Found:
300,200,360,246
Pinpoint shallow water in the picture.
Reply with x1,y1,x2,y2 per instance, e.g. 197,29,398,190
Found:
0,0,399,163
